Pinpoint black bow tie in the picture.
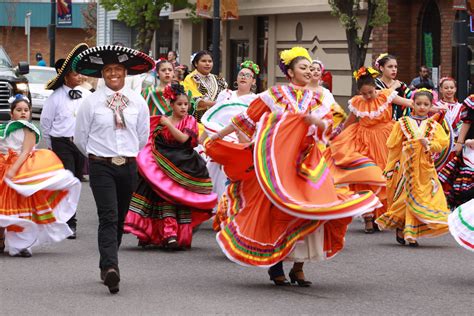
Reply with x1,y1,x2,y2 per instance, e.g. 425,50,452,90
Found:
68,89,82,100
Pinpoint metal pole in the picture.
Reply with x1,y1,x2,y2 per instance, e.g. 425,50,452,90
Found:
454,10,469,100
211,0,220,75
25,11,31,64
48,0,56,66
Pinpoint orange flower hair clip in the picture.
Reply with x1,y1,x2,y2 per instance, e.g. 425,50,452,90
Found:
353,66,379,81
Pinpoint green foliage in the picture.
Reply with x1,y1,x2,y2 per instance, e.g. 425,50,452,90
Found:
329,0,390,93
100,0,193,52
329,0,390,32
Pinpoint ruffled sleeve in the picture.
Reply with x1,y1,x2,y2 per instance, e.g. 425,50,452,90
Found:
462,95,474,123
429,121,449,153
231,96,270,140
348,89,398,119
0,120,41,144
183,71,203,99
384,122,403,179
182,115,199,148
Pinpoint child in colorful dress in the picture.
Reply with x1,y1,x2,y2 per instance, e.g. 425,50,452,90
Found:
0,95,81,257
374,53,412,120
142,59,175,116
308,59,347,129
439,95,474,208
376,89,450,247
124,83,217,249
329,67,414,233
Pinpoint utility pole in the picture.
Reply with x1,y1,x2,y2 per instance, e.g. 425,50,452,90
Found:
48,0,56,66
211,0,220,75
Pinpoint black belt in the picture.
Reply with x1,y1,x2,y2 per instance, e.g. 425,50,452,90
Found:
88,154,135,166
51,136,74,142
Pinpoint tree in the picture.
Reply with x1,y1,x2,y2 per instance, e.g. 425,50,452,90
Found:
100,0,194,53
329,0,390,93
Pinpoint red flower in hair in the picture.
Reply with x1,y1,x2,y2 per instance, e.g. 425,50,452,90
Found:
163,84,177,101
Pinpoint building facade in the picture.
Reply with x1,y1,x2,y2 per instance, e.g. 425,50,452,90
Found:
0,0,93,66
171,0,373,102
372,0,457,88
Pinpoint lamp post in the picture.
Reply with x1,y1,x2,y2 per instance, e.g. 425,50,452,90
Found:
48,0,56,66
211,0,220,75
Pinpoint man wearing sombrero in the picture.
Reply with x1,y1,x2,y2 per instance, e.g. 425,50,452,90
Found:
73,45,153,294
40,43,91,239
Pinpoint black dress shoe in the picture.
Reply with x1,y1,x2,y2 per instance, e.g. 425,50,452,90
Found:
289,269,312,287
67,227,76,240
166,236,178,249
13,249,32,258
408,241,419,247
103,268,120,294
267,270,290,286
396,228,406,245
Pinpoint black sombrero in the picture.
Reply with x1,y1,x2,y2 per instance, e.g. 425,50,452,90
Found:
46,43,89,90
72,45,155,78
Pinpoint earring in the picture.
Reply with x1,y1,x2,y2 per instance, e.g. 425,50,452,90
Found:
233,81,239,89
251,84,257,92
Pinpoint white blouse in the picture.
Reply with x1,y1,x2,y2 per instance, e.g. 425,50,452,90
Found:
0,128,25,154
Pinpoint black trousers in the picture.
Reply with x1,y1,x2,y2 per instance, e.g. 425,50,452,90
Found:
89,159,137,270
51,136,85,229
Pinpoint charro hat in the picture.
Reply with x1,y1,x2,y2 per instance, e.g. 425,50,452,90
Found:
72,45,155,78
46,43,89,90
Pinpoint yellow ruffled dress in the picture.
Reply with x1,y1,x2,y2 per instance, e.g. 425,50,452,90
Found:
376,116,450,241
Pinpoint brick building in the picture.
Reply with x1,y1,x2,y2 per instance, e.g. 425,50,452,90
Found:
0,0,94,66
372,0,457,86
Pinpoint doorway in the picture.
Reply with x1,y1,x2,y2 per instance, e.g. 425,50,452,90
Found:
229,40,250,85
420,0,441,68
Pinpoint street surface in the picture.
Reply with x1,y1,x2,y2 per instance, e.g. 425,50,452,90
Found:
1,119,473,315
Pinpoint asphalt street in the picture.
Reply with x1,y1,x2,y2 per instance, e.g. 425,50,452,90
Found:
1,119,473,315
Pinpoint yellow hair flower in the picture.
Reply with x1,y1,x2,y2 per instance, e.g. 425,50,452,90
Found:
280,47,311,66
353,66,379,81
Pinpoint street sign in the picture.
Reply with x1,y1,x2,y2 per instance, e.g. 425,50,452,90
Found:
57,0,73,26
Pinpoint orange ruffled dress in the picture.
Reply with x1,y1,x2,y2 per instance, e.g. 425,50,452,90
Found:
376,116,450,240
205,85,380,267
329,89,398,217
0,120,81,255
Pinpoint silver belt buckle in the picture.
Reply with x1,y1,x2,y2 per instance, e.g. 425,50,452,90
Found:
111,156,126,166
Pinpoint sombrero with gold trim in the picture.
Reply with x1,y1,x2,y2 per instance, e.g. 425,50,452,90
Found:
72,45,155,78
46,43,89,90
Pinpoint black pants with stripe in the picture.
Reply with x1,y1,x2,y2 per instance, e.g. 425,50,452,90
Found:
89,159,137,271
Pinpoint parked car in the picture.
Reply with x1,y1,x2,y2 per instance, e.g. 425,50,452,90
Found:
0,46,30,122
25,66,56,113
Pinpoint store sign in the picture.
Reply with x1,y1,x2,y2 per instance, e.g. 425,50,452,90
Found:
57,0,72,26
196,0,239,20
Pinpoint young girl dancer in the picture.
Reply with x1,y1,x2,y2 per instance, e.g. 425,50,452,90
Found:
124,83,217,249
0,95,81,257
439,95,474,208
329,67,413,233
308,59,347,129
376,89,450,247
142,59,175,116
374,53,412,120
205,47,380,286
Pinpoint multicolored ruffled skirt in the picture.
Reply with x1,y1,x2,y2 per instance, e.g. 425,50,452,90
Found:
0,149,80,255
